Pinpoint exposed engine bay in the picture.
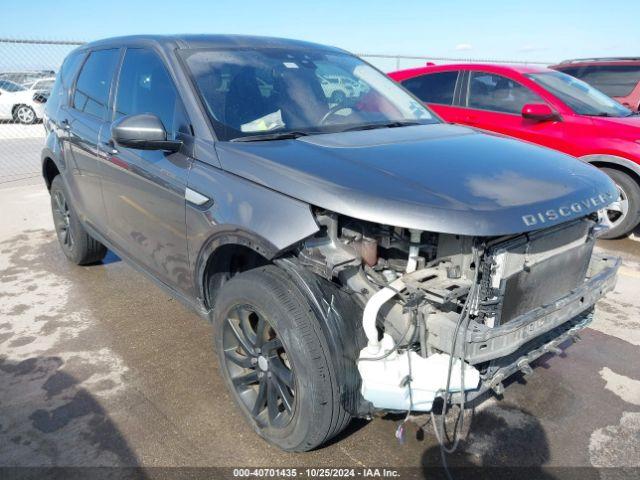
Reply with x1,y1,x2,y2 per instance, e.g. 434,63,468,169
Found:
297,209,620,413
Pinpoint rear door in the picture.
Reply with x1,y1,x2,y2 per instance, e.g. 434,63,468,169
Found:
65,48,121,232
399,70,468,122
460,70,566,149
99,47,194,296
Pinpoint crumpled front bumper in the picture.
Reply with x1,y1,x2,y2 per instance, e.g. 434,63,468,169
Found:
454,253,620,401
462,254,620,365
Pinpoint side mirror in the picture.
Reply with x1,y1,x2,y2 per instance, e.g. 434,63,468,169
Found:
521,103,558,122
111,113,182,152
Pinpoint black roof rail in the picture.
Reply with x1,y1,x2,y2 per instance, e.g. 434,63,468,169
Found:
559,57,640,64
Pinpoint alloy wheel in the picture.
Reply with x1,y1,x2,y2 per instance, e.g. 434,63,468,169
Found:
605,183,629,230
52,190,73,250
16,106,35,124
222,305,296,428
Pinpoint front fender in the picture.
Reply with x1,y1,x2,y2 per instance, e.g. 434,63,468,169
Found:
186,160,320,307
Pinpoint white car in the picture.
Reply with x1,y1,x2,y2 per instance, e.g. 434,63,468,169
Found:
25,77,56,94
0,79,46,124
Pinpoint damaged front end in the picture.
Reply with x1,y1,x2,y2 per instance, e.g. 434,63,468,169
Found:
296,209,620,414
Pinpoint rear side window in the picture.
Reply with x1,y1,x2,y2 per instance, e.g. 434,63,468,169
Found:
72,49,120,119
114,48,189,139
559,65,640,97
468,72,542,114
46,50,85,115
401,71,458,105
61,51,85,88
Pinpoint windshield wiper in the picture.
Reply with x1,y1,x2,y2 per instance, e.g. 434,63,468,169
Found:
340,121,423,133
230,131,310,142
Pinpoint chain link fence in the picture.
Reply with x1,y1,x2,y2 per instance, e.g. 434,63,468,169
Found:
0,38,554,187
0,39,84,185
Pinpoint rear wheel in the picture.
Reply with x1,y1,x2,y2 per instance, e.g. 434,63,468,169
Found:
599,168,640,239
50,176,107,265
212,265,351,451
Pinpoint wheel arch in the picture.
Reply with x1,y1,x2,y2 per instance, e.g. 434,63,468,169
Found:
41,153,61,190
580,154,640,185
196,227,281,312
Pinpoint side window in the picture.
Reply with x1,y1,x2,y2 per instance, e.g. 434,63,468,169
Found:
72,49,120,119
401,71,458,105
468,72,542,114
61,51,85,88
115,48,189,139
46,51,85,115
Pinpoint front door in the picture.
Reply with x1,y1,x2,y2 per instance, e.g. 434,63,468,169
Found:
99,47,193,296
460,71,566,149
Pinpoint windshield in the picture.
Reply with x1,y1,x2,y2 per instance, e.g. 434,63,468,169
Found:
526,71,631,117
33,79,55,91
182,47,437,140
0,80,26,92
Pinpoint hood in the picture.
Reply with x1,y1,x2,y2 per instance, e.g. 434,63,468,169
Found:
591,114,640,127
215,124,617,236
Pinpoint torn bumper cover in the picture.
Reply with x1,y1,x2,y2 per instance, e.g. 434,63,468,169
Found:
471,309,595,400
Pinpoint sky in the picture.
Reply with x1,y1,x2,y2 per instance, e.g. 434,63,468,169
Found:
1,0,639,71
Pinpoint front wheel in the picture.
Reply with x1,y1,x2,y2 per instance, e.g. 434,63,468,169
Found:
212,265,352,451
599,168,640,239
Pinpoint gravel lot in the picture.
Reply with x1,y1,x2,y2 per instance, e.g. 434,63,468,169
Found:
0,181,639,479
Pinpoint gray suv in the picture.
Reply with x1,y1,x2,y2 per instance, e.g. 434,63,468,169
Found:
42,35,620,451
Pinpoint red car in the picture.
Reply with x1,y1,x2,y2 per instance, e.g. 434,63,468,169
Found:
390,63,640,238
550,58,640,112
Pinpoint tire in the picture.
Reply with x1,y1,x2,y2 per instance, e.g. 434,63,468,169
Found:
50,175,107,265
212,265,352,451
599,168,640,239
13,104,36,125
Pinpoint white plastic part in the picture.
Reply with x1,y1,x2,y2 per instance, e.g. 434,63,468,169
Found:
362,229,422,353
358,335,480,411
405,229,422,274
358,230,479,412
362,277,406,353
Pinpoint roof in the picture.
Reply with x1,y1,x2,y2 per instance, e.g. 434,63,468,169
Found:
553,57,640,66
389,62,551,79
81,34,348,54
